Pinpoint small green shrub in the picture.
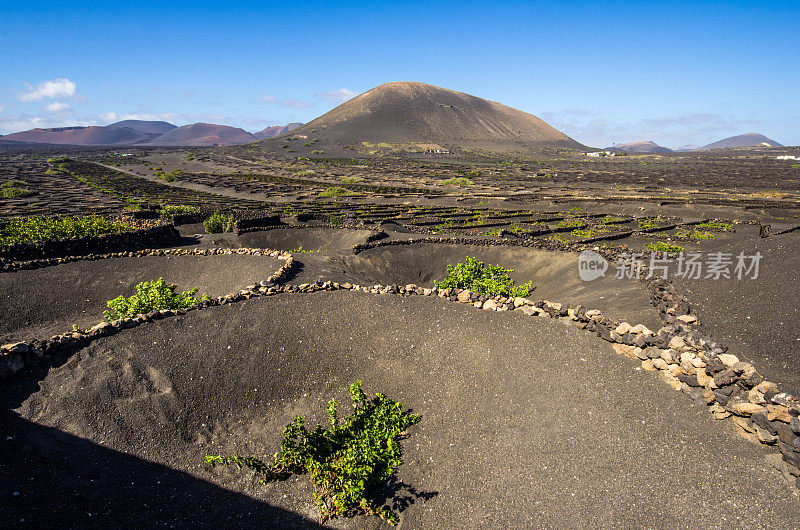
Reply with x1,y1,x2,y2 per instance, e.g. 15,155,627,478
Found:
435,256,532,297
290,245,322,253
203,212,235,233
695,221,733,231
104,278,207,320
0,215,132,246
598,215,626,224
638,217,661,230
155,169,182,182
676,229,717,240
557,218,585,229
340,176,364,184
441,177,474,186
160,204,200,219
0,186,34,199
2,180,27,188
646,241,685,253
295,169,316,177
319,186,355,198
571,226,609,238
205,381,419,526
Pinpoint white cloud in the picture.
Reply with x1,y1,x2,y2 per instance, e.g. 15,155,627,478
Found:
19,78,78,102
259,94,312,109
0,113,95,135
44,101,70,112
96,111,184,124
316,88,357,103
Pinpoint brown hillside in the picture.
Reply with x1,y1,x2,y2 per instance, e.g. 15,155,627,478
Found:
1,126,151,145
148,123,257,146
290,81,585,152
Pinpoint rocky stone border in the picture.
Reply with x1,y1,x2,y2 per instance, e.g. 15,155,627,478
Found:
0,223,181,263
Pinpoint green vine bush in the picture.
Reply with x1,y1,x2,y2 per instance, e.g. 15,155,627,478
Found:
0,215,132,246
203,212,235,233
205,381,420,526
160,204,200,219
104,278,207,320
645,241,685,253
435,256,532,297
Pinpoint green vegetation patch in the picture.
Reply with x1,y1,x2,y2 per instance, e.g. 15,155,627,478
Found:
1,186,34,199
203,212,236,234
104,277,207,320
340,176,364,184
571,226,610,238
557,218,586,229
0,215,132,246
435,256,532,297
638,217,664,230
203,212,235,233
695,220,733,231
160,204,200,219
206,380,420,526
319,186,356,198
155,169,182,182
677,229,717,240
441,177,474,186
646,241,685,253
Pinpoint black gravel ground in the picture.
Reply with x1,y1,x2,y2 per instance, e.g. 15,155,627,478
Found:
2,291,798,528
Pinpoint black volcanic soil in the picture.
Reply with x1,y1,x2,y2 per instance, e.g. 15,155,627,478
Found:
674,230,800,392
0,254,280,343
4,291,800,528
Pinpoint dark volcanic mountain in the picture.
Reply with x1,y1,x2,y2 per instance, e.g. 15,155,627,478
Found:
0,126,151,145
147,123,257,146
253,122,303,140
606,141,673,153
698,133,782,150
108,120,177,135
288,81,585,152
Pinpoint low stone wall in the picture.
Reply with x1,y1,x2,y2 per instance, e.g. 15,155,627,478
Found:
352,234,616,258
234,215,281,231
0,224,181,263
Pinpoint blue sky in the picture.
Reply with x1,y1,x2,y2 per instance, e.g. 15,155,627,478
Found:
1,0,798,147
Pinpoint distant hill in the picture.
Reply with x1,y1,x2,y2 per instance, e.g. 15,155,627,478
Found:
698,133,782,150
108,120,177,135
606,141,673,153
147,123,257,146
253,122,303,140
0,126,151,145
674,144,700,152
287,81,585,152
